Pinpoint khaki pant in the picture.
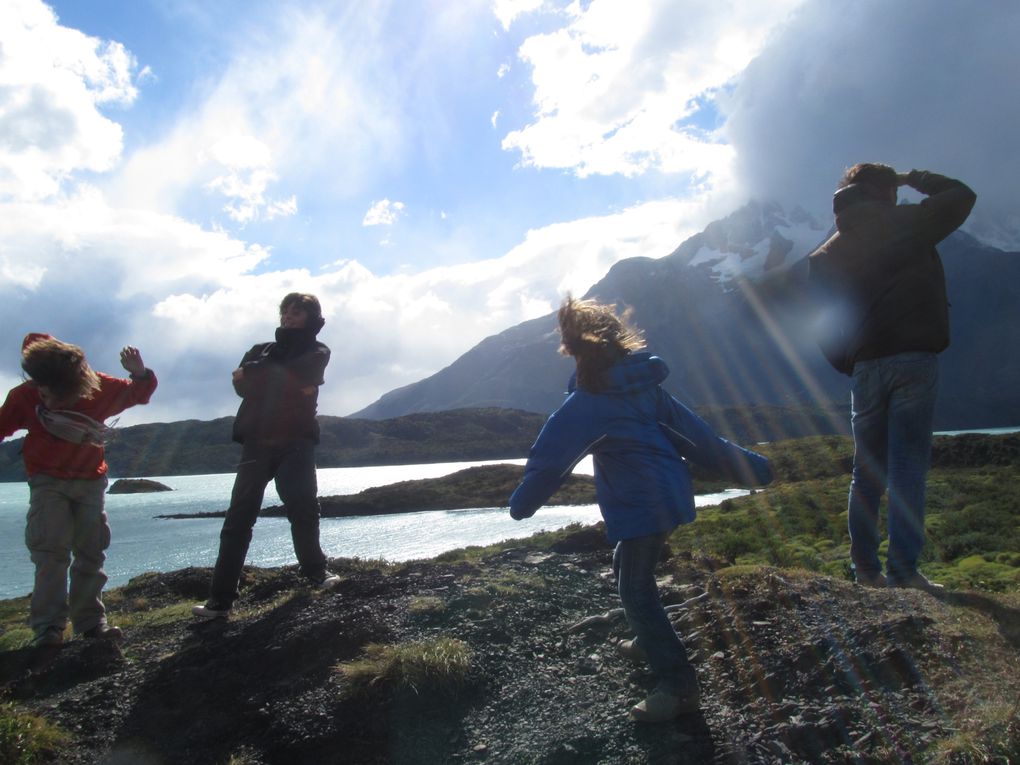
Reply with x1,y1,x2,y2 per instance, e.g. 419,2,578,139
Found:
25,474,110,637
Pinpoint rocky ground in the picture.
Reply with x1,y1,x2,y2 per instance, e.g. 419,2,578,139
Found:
1,524,1018,764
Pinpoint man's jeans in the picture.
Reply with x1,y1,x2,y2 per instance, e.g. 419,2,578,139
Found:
25,474,110,636
613,532,697,695
209,440,328,606
848,352,939,582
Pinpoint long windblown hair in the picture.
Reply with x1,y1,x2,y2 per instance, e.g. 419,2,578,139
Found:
21,337,101,403
558,296,645,392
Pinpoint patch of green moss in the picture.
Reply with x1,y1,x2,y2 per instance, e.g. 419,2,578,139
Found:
0,702,69,765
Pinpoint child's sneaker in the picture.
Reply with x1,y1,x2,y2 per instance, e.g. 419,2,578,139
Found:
629,687,701,722
312,572,341,591
82,623,124,642
33,626,65,646
617,638,647,665
192,601,231,620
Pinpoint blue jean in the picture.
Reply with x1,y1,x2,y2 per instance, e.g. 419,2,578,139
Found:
848,352,939,582
209,440,327,606
613,532,696,695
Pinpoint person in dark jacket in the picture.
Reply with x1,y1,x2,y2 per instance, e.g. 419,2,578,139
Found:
808,163,976,591
193,293,339,620
509,297,772,723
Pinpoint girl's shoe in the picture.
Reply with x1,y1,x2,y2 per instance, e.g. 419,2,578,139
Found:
629,687,701,722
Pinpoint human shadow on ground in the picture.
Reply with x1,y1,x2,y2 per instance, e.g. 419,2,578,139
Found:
933,589,1020,648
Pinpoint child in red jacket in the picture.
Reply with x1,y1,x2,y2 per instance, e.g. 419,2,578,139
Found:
0,334,157,645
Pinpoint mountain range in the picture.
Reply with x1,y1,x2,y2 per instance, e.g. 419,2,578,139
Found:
353,201,1020,431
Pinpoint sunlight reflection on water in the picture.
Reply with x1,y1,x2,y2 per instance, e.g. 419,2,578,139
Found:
0,455,745,599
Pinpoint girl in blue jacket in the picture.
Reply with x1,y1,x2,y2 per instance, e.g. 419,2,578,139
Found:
510,297,772,722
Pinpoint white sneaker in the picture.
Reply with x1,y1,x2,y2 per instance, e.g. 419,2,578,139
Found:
192,602,231,620
315,572,342,591
629,688,701,722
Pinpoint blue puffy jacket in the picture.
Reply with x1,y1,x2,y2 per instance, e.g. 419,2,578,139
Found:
509,353,773,543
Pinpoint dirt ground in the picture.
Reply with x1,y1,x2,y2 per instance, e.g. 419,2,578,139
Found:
2,526,1018,764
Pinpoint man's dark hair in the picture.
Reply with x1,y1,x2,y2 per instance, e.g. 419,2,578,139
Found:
839,162,897,191
280,293,325,331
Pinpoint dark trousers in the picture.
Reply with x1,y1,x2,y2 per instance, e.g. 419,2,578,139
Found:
209,439,327,606
613,532,697,695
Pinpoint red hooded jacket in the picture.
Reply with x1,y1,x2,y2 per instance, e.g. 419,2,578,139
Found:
0,335,157,479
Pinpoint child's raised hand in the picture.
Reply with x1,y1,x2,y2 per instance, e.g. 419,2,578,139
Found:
120,346,147,377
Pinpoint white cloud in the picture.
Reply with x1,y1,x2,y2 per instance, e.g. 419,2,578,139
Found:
0,0,139,201
102,7,407,228
4,0,1016,434
720,0,1020,246
202,135,297,225
492,0,545,31
500,0,804,180
362,198,406,226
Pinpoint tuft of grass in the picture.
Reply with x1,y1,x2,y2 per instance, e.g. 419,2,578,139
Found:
0,627,37,652
0,702,69,765
336,637,473,698
111,602,197,631
927,701,1020,765
407,596,446,615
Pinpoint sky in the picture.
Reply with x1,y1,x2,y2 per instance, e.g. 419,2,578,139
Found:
0,0,1017,425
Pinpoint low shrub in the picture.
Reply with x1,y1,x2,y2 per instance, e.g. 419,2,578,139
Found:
336,637,473,698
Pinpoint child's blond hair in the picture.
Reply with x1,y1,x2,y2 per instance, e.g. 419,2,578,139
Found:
558,296,645,392
22,337,101,403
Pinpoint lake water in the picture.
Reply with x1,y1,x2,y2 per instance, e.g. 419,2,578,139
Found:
0,456,748,601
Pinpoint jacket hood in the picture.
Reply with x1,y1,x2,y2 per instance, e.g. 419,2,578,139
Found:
22,333,52,351
568,352,669,394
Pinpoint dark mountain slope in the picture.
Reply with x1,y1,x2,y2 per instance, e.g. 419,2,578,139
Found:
353,204,1020,432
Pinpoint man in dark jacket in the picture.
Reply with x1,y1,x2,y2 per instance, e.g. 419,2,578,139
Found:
808,164,976,591
194,293,338,619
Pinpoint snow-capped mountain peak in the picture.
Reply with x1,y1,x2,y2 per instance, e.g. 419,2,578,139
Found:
677,200,829,285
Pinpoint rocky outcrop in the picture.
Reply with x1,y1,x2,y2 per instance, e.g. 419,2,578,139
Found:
108,478,173,494
157,464,596,520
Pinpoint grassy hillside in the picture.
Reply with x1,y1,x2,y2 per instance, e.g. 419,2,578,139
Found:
692,434,1020,592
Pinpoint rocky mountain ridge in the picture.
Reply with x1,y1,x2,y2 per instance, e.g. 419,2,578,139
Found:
352,202,1020,431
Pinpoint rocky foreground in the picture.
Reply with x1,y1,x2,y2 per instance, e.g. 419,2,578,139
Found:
0,525,1017,764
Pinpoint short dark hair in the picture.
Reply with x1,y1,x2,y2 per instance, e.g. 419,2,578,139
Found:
280,293,325,331
839,163,897,191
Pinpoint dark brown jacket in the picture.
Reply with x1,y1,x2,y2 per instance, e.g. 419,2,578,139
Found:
808,170,976,375
231,327,330,444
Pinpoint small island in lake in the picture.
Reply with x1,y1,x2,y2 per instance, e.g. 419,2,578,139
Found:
156,464,595,519
109,478,173,494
